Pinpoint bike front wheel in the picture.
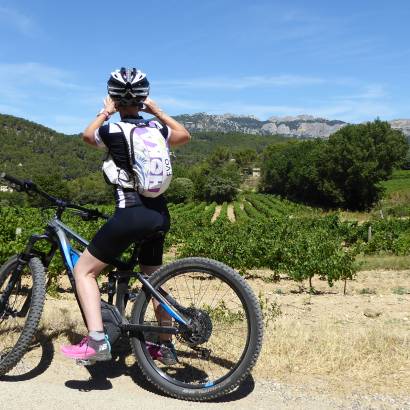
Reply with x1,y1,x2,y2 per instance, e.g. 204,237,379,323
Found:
0,255,46,375
130,257,263,401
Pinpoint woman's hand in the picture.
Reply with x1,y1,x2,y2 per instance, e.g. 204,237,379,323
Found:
103,96,117,115
141,97,191,146
140,97,162,116
82,96,117,147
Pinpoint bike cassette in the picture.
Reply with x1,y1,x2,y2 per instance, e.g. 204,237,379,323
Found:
76,359,96,366
178,307,213,347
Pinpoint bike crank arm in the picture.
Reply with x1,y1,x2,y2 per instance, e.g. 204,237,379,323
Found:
121,323,179,336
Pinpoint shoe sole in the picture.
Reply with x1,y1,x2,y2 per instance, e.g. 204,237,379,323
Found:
61,350,112,361
158,357,178,365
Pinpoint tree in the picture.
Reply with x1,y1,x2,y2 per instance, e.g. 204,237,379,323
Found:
260,140,327,205
189,155,241,203
165,177,194,203
402,147,410,170
260,120,409,210
28,171,71,207
233,148,258,168
202,174,238,203
320,120,408,209
207,146,232,168
67,172,112,205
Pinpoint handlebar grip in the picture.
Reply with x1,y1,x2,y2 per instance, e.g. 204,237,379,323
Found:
97,211,110,220
90,210,110,220
75,208,110,221
0,173,24,187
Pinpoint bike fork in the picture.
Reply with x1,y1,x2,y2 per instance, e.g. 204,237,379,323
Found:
0,255,28,315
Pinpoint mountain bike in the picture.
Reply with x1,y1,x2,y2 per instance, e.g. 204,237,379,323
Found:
0,173,263,401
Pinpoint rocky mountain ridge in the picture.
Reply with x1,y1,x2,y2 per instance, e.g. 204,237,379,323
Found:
389,119,410,137
173,113,410,138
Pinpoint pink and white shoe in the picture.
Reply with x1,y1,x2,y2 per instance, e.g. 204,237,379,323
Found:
145,340,162,360
60,336,112,361
146,340,178,365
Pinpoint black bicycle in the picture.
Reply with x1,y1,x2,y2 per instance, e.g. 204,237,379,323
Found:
0,173,263,401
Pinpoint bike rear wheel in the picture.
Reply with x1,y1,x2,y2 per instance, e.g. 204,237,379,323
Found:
130,257,263,401
0,255,46,375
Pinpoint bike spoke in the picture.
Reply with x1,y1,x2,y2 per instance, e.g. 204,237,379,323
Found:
138,269,250,386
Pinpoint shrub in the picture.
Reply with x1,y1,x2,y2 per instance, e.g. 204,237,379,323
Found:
165,177,194,204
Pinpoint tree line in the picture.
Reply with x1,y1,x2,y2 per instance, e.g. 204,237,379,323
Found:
1,113,408,210
259,120,408,210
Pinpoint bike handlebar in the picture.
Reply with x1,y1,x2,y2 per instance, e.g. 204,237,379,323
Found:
1,173,22,186
0,173,110,221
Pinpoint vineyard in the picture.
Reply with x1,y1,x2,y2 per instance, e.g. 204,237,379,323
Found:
1,193,409,290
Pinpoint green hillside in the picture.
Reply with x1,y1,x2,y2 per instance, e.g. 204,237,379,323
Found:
172,131,292,165
0,114,288,176
0,114,102,180
1,113,407,210
0,113,288,205
381,169,410,195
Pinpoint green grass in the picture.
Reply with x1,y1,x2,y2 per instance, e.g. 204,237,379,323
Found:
392,286,410,295
380,169,410,196
374,169,410,216
357,287,377,295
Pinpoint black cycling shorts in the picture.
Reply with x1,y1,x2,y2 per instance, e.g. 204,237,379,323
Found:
87,204,170,266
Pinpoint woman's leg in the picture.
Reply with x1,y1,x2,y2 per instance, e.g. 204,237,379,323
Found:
74,249,108,332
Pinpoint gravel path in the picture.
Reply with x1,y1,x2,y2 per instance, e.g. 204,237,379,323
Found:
1,352,408,410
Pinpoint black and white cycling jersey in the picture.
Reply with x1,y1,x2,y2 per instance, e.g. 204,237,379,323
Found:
94,115,171,208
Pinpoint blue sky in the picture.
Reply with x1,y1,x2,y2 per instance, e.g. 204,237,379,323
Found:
0,0,409,134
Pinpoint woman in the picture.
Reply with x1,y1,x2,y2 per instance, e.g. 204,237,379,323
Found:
60,68,190,364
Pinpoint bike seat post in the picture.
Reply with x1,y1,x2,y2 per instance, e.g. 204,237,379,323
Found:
107,273,116,305
116,277,130,316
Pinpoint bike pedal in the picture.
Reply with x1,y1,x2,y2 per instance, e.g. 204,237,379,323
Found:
76,359,96,366
128,292,138,302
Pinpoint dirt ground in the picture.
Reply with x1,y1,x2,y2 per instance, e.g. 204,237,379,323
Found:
250,269,410,396
0,268,409,409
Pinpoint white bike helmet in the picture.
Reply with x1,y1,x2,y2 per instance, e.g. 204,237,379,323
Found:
107,67,150,106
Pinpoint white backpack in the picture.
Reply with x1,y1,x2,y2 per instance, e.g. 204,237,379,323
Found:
102,121,172,198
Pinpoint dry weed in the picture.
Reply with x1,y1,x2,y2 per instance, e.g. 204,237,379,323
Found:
255,319,410,394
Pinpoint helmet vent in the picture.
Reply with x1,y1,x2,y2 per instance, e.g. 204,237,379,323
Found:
107,67,150,105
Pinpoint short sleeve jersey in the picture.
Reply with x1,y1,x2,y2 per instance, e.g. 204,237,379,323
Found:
94,116,172,208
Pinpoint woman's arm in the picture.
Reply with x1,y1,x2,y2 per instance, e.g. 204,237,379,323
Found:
142,98,191,146
83,97,117,147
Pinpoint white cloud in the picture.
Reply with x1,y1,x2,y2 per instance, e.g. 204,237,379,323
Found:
0,62,404,133
0,62,79,90
0,62,102,133
45,114,92,134
154,80,396,123
154,96,204,111
333,84,387,101
0,62,94,111
154,75,327,90
0,7,37,36
207,98,395,123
